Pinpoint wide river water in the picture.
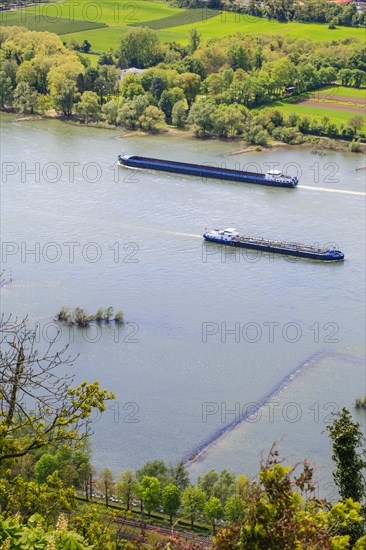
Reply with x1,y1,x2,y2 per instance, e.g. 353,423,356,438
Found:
1,114,365,497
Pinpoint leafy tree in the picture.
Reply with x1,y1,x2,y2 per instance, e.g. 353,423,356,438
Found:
48,59,84,115
228,43,251,71
174,72,201,107
139,105,165,133
99,468,115,507
224,493,244,522
327,408,366,504
15,60,37,87
102,99,119,125
117,470,138,510
198,470,219,498
0,72,13,108
158,87,184,119
187,28,201,55
0,472,75,519
34,453,60,484
0,317,114,466
162,484,181,525
98,53,115,66
150,75,167,100
137,459,169,485
70,504,116,549
204,496,222,534
140,476,161,517
168,461,190,491
120,73,145,99
0,512,92,549
13,82,38,114
172,100,187,128
182,56,206,79
81,40,91,53
212,470,236,506
188,98,216,137
213,104,247,138
215,462,364,549
181,486,206,528
76,91,101,123
119,28,161,68
347,115,364,136
117,95,149,129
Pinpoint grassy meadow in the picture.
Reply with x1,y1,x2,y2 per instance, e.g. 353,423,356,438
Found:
1,1,365,53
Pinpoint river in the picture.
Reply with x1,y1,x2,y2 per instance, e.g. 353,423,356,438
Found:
1,113,365,496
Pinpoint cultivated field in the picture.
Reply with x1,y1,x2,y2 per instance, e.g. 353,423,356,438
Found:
131,8,221,29
261,86,366,132
0,10,107,33
1,1,365,52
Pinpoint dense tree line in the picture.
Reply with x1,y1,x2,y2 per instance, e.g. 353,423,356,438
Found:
171,0,366,27
1,26,365,141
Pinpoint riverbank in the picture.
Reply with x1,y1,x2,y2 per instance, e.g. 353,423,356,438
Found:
5,110,365,155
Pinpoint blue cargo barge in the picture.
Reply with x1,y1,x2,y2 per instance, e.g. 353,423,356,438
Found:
203,229,344,262
118,154,298,188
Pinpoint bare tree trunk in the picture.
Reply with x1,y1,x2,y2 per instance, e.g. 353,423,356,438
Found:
6,345,25,427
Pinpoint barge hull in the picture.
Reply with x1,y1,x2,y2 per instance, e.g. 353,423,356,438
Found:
119,156,297,188
204,236,343,262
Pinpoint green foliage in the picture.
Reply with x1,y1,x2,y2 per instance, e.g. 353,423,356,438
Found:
139,105,165,132
139,476,161,516
137,459,169,485
188,28,201,55
174,72,201,107
224,494,245,522
0,318,114,467
215,461,364,549
13,82,38,114
162,484,181,525
117,95,150,130
0,472,75,519
76,91,101,123
117,470,139,510
114,311,124,324
119,28,162,69
187,97,216,136
98,468,115,507
327,408,366,505
0,512,93,550
70,504,116,549
181,486,206,528
172,100,187,127
203,496,222,534
159,87,185,118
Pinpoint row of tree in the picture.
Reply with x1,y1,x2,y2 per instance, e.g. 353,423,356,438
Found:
174,0,366,27
56,306,124,326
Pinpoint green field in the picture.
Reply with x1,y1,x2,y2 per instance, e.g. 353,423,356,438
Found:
157,12,366,43
309,86,366,99
1,1,365,53
0,12,106,34
261,101,366,132
79,52,100,67
131,8,221,29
